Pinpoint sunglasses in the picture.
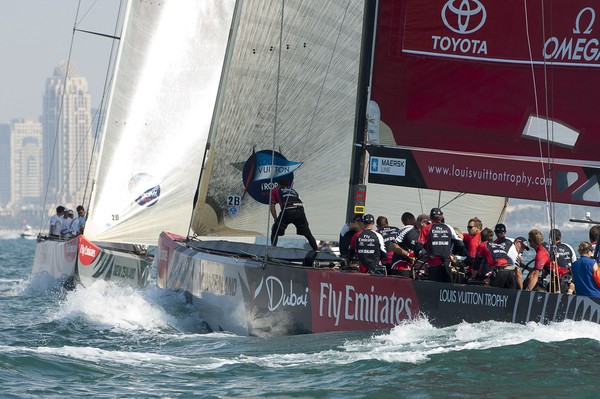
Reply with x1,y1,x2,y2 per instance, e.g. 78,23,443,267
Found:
467,225,475,230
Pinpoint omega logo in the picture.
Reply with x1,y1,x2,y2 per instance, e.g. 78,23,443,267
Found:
441,0,487,35
573,7,595,34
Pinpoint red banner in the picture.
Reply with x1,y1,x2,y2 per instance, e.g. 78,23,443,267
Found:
371,0,600,204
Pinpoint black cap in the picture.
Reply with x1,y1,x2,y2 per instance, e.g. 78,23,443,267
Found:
430,207,443,217
514,236,530,251
362,214,375,224
549,228,561,241
494,223,507,233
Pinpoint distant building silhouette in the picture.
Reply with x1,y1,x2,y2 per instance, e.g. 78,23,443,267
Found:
10,118,43,206
0,123,10,206
42,60,93,205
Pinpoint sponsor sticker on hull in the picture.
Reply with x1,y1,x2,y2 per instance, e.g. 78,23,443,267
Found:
78,236,100,267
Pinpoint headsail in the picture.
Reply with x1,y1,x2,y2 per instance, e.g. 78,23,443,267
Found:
84,1,237,245
368,0,600,207
190,0,365,242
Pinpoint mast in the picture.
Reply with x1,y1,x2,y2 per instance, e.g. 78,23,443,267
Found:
346,0,377,223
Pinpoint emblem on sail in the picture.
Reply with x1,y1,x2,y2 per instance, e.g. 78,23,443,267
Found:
242,150,302,204
128,173,161,207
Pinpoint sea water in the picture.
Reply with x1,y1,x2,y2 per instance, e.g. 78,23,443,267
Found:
1,237,599,398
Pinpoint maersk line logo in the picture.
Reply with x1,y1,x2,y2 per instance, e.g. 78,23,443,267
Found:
370,157,406,176
242,150,302,204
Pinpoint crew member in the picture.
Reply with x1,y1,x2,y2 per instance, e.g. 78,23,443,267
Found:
270,178,318,251
415,208,465,283
389,214,429,277
339,215,363,261
571,241,600,298
376,216,401,267
526,229,550,291
494,224,526,289
465,217,482,279
49,206,65,238
474,228,516,288
349,214,387,274
548,228,577,272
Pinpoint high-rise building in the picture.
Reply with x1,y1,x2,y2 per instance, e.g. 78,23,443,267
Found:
42,60,93,205
10,118,43,205
0,123,10,205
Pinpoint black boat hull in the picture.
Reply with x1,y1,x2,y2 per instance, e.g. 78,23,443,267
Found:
158,232,600,336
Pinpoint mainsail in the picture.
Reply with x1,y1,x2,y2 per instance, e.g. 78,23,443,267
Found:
368,0,600,209
84,1,237,245
189,0,365,241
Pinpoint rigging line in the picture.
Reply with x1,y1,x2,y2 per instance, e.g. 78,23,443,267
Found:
38,0,84,234
81,0,126,222
266,0,286,255
540,0,555,232
522,0,552,226
303,0,352,151
438,192,467,210
73,28,121,41
73,0,100,28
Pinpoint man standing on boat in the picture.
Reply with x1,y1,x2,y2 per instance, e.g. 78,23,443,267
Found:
415,208,465,283
270,178,318,251
48,206,65,238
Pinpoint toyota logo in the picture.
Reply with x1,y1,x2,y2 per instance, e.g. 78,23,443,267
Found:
442,0,487,34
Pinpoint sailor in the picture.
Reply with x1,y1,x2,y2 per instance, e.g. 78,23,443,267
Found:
75,205,87,235
339,214,364,261
376,216,401,267
465,217,482,279
571,241,600,298
494,223,526,289
474,228,516,288
511,236,530,289
270,178,318,251
549,228,576,275
415,207,465,283
525,229,551,291
389,213,429,277
48,206,65,238
348,213,387,274
400,212,416,226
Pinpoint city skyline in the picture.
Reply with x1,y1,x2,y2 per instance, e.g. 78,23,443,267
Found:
0,1,122,123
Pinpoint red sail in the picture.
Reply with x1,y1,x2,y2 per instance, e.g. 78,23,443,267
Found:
369,0,600,206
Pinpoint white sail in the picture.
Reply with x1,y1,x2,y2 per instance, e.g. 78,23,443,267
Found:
85,1,237,245
190,0,365,242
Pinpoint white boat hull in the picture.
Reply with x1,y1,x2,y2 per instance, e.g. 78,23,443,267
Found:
32,236,152,289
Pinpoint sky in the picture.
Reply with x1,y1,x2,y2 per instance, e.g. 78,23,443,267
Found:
0,0,123,122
